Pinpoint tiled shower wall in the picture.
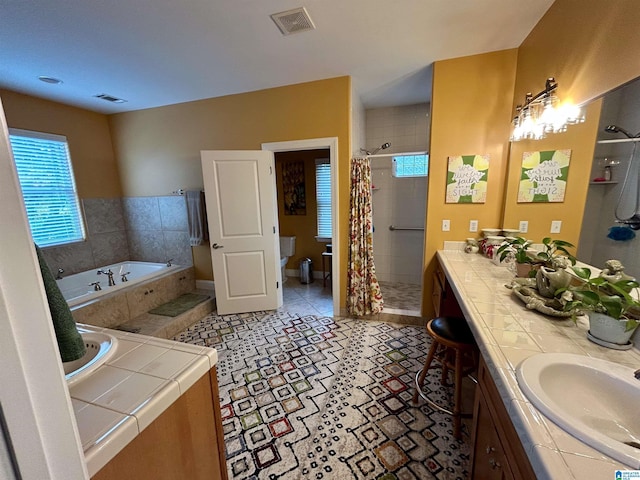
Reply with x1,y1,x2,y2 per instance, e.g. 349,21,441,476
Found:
367,103,429,285
41,196,193,275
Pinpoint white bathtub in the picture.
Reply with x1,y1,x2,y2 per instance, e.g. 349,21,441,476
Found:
58,261,180,308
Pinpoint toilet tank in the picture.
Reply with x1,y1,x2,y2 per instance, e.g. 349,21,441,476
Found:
279,236,296,257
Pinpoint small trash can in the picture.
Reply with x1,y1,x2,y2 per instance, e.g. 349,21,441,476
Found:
299,258,313,284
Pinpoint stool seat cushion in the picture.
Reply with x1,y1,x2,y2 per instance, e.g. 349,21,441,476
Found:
430,317,475,345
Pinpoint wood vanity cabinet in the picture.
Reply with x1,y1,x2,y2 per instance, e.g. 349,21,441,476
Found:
433,261,464,318
470,357,535,480
92,367,228,480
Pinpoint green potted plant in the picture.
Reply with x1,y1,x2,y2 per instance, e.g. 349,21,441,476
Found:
564,266,640,345
496,236,536,277
533,237,576,268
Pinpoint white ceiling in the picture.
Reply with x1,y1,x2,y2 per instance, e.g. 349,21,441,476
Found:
0,0,554,114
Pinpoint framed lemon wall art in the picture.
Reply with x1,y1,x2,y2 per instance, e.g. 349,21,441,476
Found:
518,149,571,203
445,154,490,203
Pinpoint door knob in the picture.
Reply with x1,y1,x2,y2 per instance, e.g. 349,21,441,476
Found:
212,243,224,249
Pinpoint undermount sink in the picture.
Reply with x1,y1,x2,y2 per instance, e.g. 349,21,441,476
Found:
63,329,118,386
516,353,640,468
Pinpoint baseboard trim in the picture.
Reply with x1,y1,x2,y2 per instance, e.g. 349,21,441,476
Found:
196,279,215,295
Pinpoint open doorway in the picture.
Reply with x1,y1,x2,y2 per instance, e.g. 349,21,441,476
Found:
262,138,339,316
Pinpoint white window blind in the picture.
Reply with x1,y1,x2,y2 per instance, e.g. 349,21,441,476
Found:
315,159,332,238
392,154,429,177
9,129,85,247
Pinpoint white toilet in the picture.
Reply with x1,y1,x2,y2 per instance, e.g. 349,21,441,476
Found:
279,236,296,283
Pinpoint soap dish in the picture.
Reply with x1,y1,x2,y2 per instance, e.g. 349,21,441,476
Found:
586,331,634,350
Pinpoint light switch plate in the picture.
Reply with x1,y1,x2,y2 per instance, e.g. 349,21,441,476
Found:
442,219,450,232
519,221,529,233
551,220,562,233
469,220,478,232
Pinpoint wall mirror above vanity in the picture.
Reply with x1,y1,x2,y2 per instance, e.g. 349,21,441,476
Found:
502,75,640,280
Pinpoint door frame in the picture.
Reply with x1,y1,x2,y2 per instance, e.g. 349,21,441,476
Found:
262,138,339,315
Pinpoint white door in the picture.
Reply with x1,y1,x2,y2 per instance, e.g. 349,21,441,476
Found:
201,150,282,314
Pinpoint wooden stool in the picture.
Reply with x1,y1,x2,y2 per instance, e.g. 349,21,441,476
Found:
412,316,478,439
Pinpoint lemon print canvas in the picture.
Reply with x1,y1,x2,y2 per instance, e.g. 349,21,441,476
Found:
446,154,489,203
518,150,571,202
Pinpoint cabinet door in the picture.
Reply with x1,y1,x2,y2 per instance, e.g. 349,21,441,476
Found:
471,391,514,480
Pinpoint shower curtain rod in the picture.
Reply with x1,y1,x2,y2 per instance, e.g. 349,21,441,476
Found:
367,150,428,158
597,138,640,144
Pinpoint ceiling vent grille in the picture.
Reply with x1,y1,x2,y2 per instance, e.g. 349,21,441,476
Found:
94,93,127,104
270,7,315,36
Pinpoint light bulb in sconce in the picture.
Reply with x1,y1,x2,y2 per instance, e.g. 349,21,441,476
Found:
510,77,585,141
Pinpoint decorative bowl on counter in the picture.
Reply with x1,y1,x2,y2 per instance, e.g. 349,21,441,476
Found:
501,228,521,237
481,228,501,237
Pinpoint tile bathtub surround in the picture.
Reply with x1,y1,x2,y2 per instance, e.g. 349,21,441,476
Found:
68,324,218,477
71,265,196,329
437,250,640,479
41,197,129,275
123,195,193,267
43,195,195,275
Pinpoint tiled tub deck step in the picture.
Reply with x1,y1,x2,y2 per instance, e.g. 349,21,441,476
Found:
115,290,215,339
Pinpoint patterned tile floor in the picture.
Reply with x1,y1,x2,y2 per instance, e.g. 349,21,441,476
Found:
174,282,471,479
379,282,422,313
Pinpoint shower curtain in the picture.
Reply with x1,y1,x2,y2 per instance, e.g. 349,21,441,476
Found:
347,156,384,316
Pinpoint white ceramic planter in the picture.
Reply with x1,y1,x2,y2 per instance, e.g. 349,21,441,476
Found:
588,311,639,345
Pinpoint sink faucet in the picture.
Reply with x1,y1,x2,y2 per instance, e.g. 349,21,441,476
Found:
97,269,116,286
55,268,64,280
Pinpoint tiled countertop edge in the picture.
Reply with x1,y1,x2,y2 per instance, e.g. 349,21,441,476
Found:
72,324,218,477
437,250,638,480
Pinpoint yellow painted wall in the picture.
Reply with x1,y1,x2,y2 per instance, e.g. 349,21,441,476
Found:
514,0,640,109
506,0,640,256
109,77,351,305
0,89,121,198
275,149,329,273
502,99,602,245
422,49,518,318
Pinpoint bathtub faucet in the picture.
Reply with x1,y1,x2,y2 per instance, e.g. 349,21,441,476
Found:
121,272,130,282
97,269,116,286
89,281,102,291
166,259,174,267
55,268,64,280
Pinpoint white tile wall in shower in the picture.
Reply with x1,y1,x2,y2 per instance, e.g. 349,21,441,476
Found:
365,103,430,154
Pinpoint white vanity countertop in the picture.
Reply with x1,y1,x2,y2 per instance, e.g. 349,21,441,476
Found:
437,248,640,480
68,324,218,477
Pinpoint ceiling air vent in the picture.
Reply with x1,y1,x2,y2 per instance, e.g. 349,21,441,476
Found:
270,7,315,36
94,93,127,104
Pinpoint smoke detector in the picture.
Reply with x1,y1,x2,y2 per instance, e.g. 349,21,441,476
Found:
270,7,315,36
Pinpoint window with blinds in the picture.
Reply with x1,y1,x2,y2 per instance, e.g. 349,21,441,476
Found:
9,129,86,247
315,159,332,238
392,154,429,177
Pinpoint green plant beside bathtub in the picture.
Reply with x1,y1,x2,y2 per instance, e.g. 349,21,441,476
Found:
563,266,640,343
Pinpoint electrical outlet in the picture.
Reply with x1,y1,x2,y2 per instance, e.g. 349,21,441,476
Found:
442,219,450,232
551,220,562,234
519,221,528,233
469,220,478,232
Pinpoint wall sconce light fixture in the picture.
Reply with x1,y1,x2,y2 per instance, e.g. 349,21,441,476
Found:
510,77,585,141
